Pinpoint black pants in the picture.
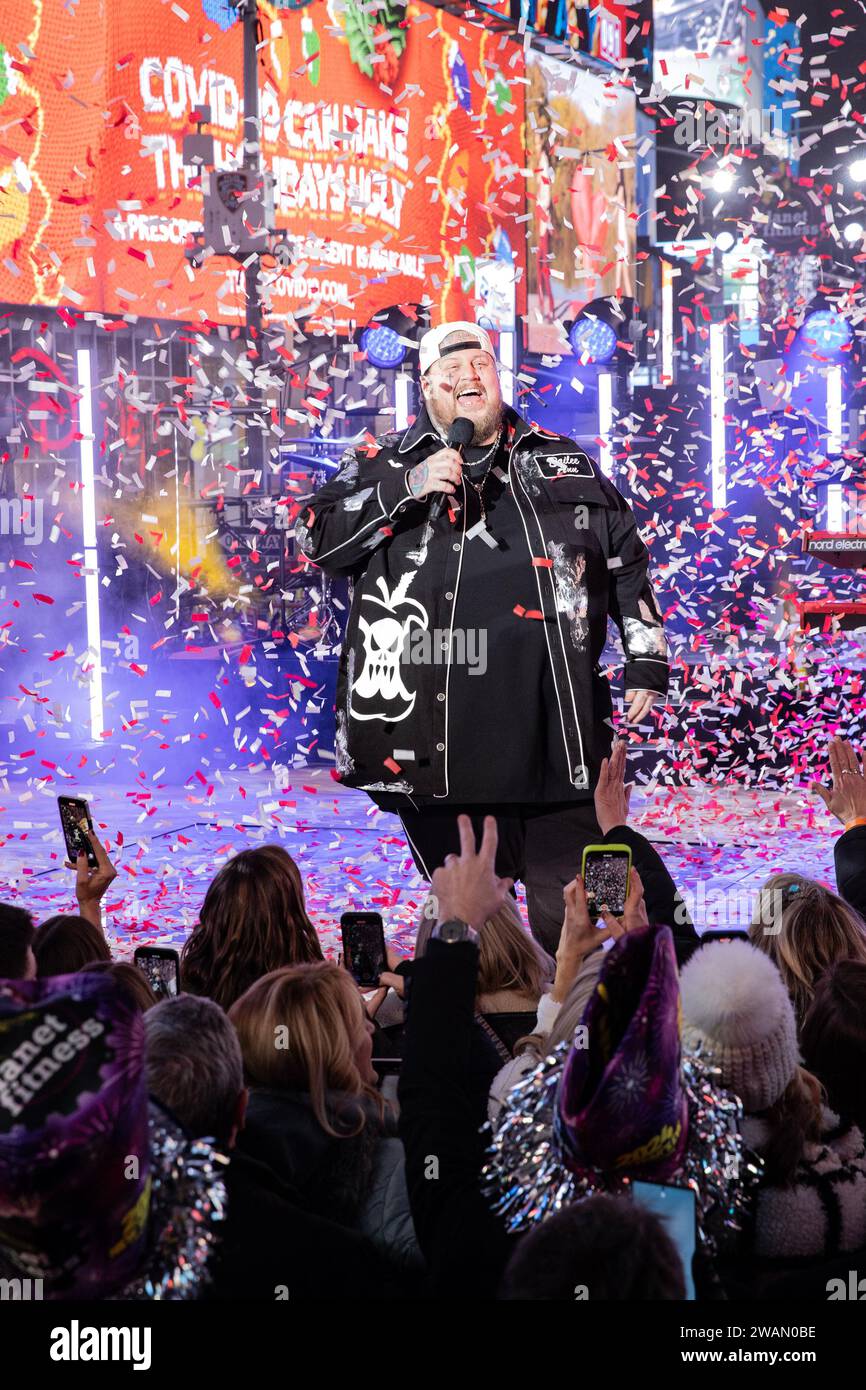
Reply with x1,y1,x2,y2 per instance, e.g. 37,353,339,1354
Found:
397,800,602,956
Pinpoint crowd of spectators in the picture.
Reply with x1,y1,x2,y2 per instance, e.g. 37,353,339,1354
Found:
2,734,866,1300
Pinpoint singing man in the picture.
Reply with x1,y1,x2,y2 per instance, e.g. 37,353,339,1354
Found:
295,321,668,950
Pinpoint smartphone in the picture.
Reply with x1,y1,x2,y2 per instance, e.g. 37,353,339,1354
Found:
371,1058,402,1076
632,1180,697,1300
133,946,181,1001
58,795,98,869
581,844,632,917
341,912,387,989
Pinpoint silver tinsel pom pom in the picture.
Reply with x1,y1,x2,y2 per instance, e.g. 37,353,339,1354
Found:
481,1043,761,1257
114,1106,229,1301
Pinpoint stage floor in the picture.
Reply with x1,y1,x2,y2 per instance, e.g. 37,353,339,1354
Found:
1,768,842,960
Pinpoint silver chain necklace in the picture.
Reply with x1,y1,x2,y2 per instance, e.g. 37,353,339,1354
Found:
464,429,503,523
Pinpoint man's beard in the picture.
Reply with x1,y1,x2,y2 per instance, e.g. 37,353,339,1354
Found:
428,397,504,445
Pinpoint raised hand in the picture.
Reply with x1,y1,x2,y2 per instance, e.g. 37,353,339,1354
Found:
595,738,634,834
67,830,117,929
430,815,513,932
811,736,866,826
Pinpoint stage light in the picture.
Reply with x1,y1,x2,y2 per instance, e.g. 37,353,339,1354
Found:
827,362,844,455
360,324,407,369
395,374,412,430
850,158,866,182
714,231,735,252
499,329,516,406
711,169,734,193
800,309,852,355
661,259,674,384
76,347,105,742
827,483,844,531
844,221,864,244
569,316,618,364
597,370,614,477
709,322,727,508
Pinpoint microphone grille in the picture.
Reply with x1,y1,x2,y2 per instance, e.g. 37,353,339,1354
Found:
449,417,474,448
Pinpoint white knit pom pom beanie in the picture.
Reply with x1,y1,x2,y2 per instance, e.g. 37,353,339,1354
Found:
680,939,800,1112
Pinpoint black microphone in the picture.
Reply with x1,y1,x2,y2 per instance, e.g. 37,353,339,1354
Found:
429,416,474,521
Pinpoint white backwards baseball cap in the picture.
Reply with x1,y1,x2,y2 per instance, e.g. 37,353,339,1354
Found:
418,321,496,376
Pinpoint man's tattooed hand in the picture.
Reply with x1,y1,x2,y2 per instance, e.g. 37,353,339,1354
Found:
408,462,430,497
405,448,463,501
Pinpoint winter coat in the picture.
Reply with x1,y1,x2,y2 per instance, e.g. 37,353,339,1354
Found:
398,940,520,1296
237,1087,423,1273
741,1109,866,1260
207,1147,417,1300
295,404,669,799
834,823,866,923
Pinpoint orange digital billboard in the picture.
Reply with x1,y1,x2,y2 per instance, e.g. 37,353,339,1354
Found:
0,0,526,329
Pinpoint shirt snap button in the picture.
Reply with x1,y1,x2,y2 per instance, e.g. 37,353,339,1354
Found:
436,742,445,752
452,542,460,552
436,693,445,702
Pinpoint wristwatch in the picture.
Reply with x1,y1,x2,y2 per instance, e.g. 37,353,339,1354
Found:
432,918,478,944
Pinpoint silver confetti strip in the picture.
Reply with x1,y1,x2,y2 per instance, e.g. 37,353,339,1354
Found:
481,1043,762,1259
112,1106,229,1301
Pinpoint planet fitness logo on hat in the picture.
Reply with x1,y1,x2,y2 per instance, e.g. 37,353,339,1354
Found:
0,975,151,1300
0,1004,106,1126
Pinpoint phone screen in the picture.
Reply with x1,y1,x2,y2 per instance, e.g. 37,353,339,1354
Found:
632,1181,697,1300
58,797,98,868
341,914,386,988
134,949,180,1001
583,849,630,917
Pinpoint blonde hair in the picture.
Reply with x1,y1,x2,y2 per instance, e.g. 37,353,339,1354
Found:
477,897,553,999
749,873,866,1023
414,896,552,1002
228,962,383,1138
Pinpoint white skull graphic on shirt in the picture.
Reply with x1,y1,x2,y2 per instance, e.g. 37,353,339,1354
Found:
351,572,428,722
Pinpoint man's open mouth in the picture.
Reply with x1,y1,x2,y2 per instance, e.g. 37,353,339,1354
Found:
456,388,484,402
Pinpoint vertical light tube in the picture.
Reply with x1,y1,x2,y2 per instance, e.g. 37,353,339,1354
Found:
598,369,614,477
499,329,515,406
826,483,844,533
709,321,727,508
395,372,411,430
661,258,674,384
174,427,182,622
827,363,843,456
76,347,104,741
